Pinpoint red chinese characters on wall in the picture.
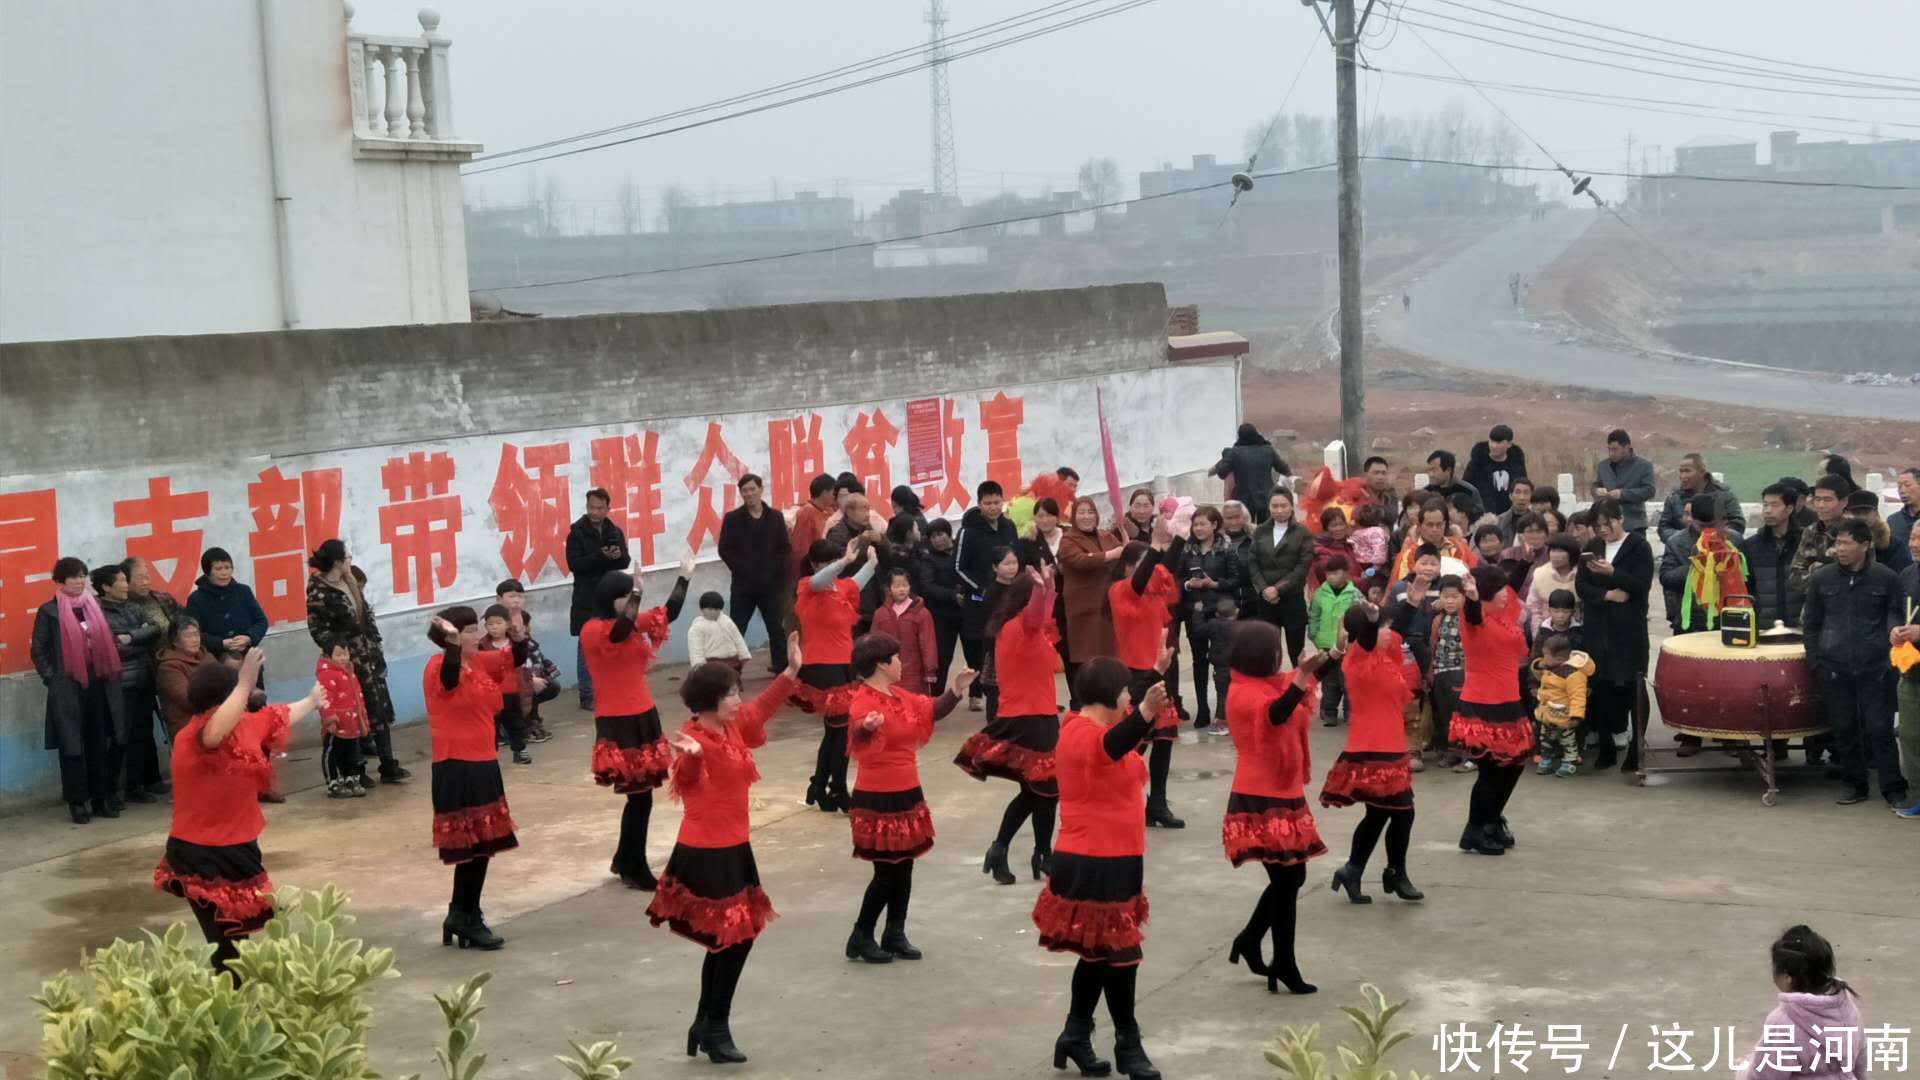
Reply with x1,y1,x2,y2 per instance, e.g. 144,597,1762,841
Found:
979,392,1025,495
766,414,825,512
682,423,748,554
589,431,666,566
0,488,58,676
113,476,210,603
247,466,343,625
919,398,970,515
377,451,462,606
489,441,572,583
843,408,900,515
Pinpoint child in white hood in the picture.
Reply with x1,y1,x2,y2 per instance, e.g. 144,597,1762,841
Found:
1738,924,1866,1080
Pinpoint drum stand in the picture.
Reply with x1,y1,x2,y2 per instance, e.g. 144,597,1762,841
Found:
1633,685,1829,806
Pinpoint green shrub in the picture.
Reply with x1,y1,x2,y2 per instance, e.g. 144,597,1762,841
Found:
1264,983,1429,1080
30,885,631,1080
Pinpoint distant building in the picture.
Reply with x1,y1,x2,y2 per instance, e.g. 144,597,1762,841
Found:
1769,131,1920,180
668,191,857,235
1138,154,1244,199
1673,135,1758,175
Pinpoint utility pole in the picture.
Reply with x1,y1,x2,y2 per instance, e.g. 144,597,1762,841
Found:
1333,0,1364,470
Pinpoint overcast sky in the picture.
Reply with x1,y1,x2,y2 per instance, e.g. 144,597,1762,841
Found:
353,0,1920,223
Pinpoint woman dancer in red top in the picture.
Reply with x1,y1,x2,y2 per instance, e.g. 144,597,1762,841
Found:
154,648,324,973
1034,655,1172,1080
425,607,528,951
1451,565,1533,856
1321,605,1426,904
842,634,974,963
954,566,1062,885
582,554,694,891
646,634,802,1065
1222,620,1329,996
795,538,876,812
1108,532,1187,829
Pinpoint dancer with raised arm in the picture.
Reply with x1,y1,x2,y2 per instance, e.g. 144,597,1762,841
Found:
1109,525,1187,829
796,538,876,812
1452,565,1534,856
1321,604,1425,904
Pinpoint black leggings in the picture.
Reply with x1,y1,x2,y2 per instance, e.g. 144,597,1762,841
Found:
1238,862,1308,986
1467,762,1525,827
188,900,243,974
1147,741,1173,805
452,856,490,912
994,787,1057,854
1067,959,1140,1031
812,727,850,798
855,859,915,932
613,792,653,875
1346,806,1414,873
698,941,754,1020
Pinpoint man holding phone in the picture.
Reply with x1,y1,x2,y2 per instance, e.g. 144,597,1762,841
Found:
1592,429,1657,534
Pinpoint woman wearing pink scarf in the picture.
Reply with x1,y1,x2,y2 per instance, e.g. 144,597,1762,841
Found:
31,557,127,824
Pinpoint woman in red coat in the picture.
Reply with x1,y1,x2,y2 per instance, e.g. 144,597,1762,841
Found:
1223,620,1329,996
154,648,324,973
1034,657,1171,1080
842,634,974,963
954,566,1062,885
1108,534,1187,829
1320,604,1425,904
425,607,528,951
647,635,802,1065
1451,564,1533,856
581,555,694,891
795,538,876,812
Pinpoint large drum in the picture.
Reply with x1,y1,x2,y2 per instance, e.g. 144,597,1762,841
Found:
1652,632,1824,741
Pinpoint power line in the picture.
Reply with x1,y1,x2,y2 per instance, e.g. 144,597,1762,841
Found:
462,0,1165,177
470,162,1339,293
1365,155,1920,191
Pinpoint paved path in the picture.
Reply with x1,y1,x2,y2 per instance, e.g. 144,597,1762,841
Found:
1376,209,1920,420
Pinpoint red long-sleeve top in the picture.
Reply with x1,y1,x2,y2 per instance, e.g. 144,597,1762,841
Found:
847,682,940,793
995,584,1061,716
1226,671,1316,798
1339,630,1418,755
169,705,291,847
795,578,861,665
667,673,797,849
424,649,516,763
790,501,831,581
581,607,670,715
1461,591,1527,706
1054,712,1150,858
1109,566,1178,670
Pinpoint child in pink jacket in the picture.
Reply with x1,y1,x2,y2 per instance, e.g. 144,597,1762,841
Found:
1738,925,1866,1080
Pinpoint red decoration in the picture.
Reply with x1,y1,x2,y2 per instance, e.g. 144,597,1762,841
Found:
247,466,343,625
0,488,58,676
767,414,825,512
918,398,970,515
113,476,210,603
488,441,572,583
589,432,666,566
843,408,900,516
377,451,462,606
682,422,749,554
979,392,1026,495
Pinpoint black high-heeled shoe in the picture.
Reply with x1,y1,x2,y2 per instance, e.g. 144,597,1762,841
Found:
1458,822,1505,856
845,926,894,964
1383,867,1425,901
1031,850,1052,880
881,920,922,960
686,1010,705,1058
698,1015,748,1064
804,778,822,807
441,905,504,950
1267,964,1318,995
982,842,1016,885
1228,926,1270,976
1330,863,1373,904
1112,1025,1162,1080
1493,816,1515,849
1053,1016,1113,1076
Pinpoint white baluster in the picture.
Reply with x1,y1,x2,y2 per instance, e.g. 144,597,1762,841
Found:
404,47,427,138
383,44,407,139
419,9,446,138
363,41,384,135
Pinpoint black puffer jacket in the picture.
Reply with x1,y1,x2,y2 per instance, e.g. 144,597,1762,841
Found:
1175,537,1243,625
101,597,161,690
1462,440,1529,517
915,543,964,627
1213,427,1291,511
1742,525,1804,629
1802,560,1903,675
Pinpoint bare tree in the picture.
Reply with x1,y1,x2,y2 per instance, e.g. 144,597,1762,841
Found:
658,183,693,233
1076,156,1122,209
535,175,564,238
1291,113,1332,166
615,174,644,235
1244,112,1291,169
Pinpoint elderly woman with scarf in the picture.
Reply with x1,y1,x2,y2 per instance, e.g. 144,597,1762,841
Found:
33,557,128,825
306,540,408,785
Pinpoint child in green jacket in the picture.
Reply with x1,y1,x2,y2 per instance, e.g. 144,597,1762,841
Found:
1308,559,1360,725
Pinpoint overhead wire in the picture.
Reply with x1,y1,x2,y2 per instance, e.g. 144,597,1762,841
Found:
1364,155,1920,191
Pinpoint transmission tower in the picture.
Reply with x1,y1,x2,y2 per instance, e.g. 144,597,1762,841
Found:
926,0,959,201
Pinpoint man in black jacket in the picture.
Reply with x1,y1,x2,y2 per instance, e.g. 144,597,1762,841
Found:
953,480,1017,705
1802,520,1907,807
1424,449,1484,520
1742,483,1805,629
1213,424,1291,524
1462,425,1528,518
565,488,630,711
717,473,791,672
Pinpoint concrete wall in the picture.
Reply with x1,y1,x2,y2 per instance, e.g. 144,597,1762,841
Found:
0,0,469,343
0,282,1242,811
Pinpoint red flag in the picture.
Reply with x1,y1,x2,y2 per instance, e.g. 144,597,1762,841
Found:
1096,386,1124,523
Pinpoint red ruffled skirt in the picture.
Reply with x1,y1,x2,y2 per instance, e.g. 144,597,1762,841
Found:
847,786,934,862
591,709,670,794
1222,792,1327,867
953,712,1058,795
1450,698,1535,766
154,837,274,936
431,759,519,865
647,842,776,951
1319,750,1415,811
797,663,854,728
1032,852,1147,965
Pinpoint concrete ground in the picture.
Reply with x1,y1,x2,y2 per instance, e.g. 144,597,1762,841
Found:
4,642,1919,1080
